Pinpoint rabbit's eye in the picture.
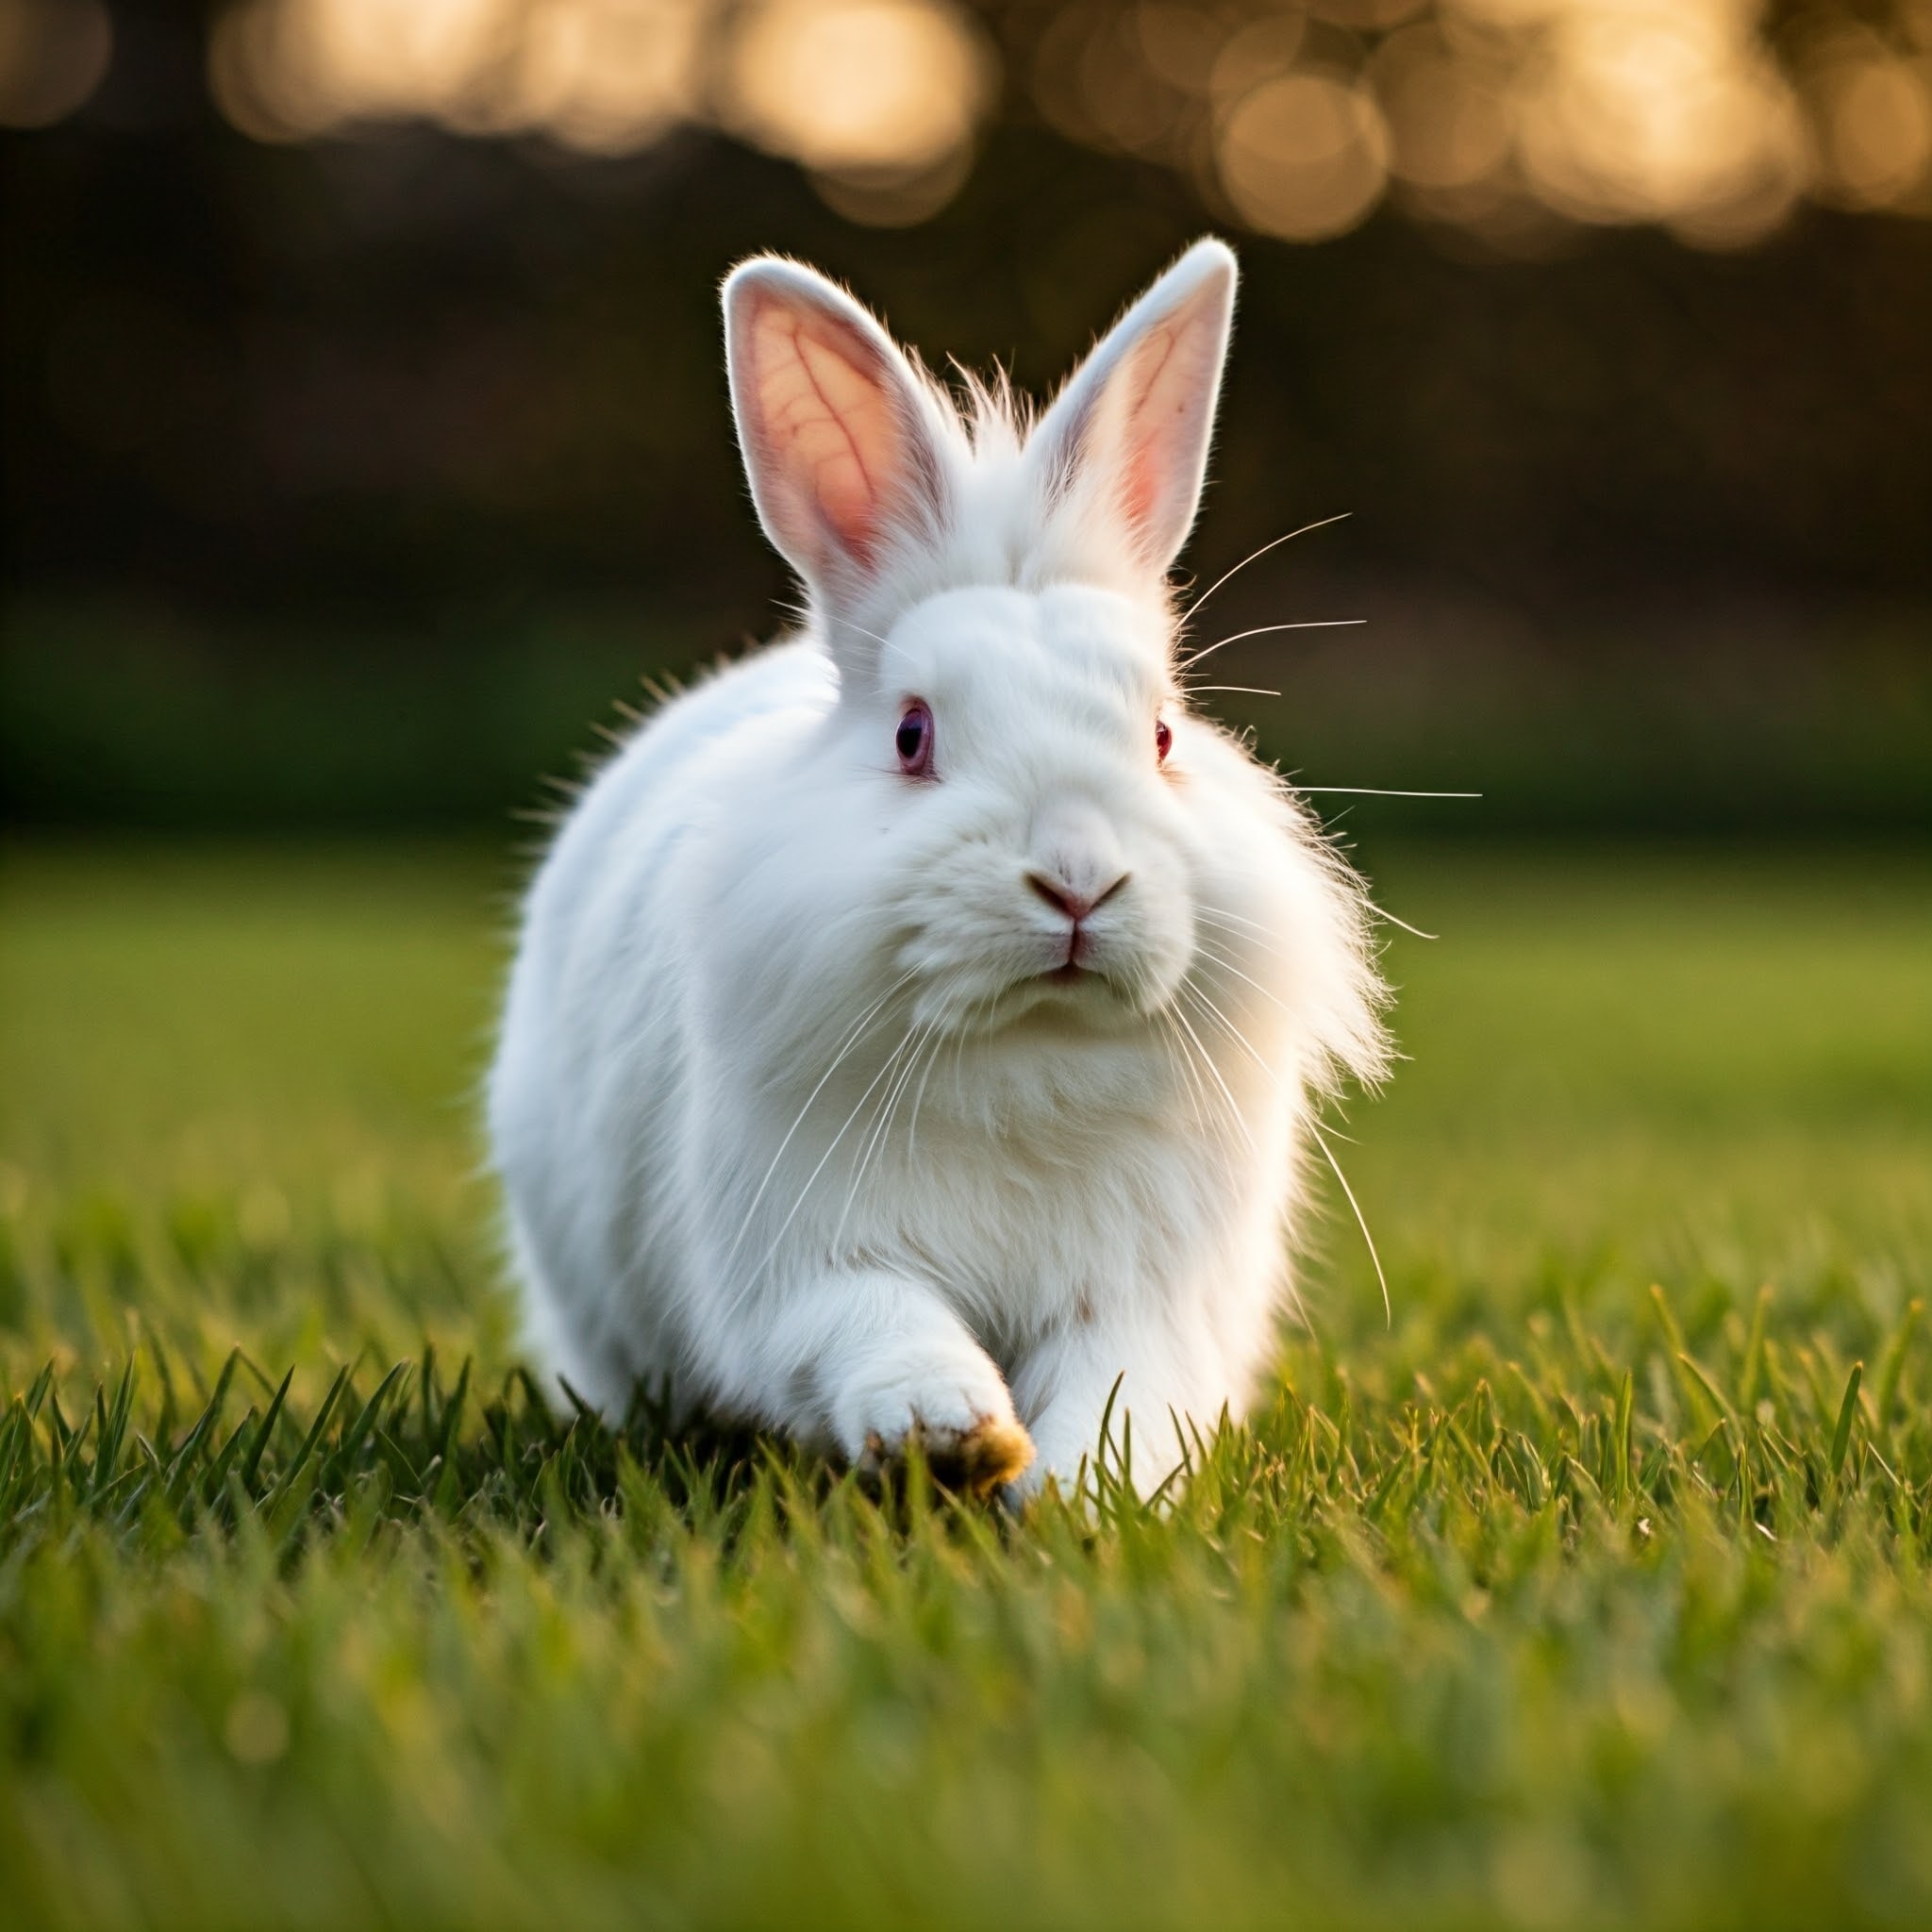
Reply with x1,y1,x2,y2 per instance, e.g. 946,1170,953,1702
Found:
896,701,934,776
1155,717,1174,764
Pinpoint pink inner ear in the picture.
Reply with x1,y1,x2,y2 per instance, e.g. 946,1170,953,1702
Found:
1120,443,1161,536
746,297,901,569
1114,317,1204,548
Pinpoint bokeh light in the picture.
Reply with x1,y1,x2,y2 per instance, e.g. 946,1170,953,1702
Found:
208,0,710,150
5,0,1920,244
1217,71,1391,241
1004,0,1932,247
489,0,709,155
721,0,994,196
1511,2,1807,245
205,0,993,218
1371,24,1510,192
0,0,111,128
1807,37,1932,210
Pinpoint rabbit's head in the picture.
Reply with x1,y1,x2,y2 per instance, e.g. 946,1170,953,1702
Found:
720,242,1374,1083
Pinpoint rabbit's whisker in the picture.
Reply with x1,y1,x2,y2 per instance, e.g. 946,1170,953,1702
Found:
904,989,968,1163
1310,1121,1391,1329
945,990,990,1101
1192,906,1293,966
1218,882,1428,945
722,971,919,1271
1181,977,1273,1085
870,1008,947,1177
1365,904,1439,941
1177,618,1363,673
1167,997,1256,1159
746,1006,924,1291
1152,1002,1203,1124
1182,512,1353,620
1192,942,1290,1015
1157,1008,1215,1140
1195,902,1271,932
839,618,899,658
833,1024,921,1238
829,1016,934,1254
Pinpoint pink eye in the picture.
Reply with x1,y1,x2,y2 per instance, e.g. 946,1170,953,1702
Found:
896,700,934,776
1156,717,1174,764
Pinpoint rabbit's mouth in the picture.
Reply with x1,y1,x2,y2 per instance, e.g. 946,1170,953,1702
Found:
1012,960,1150,1019
979,959,1130,1023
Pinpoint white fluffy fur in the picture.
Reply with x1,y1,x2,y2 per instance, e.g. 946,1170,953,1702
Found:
489,239,1389,1494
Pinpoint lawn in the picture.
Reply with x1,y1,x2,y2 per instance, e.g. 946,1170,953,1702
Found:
2,839,1929,1929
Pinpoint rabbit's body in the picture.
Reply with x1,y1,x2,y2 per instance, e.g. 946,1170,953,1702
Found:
491,242,1388,1493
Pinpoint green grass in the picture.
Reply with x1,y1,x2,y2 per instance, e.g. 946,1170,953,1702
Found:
2,840,1929,1930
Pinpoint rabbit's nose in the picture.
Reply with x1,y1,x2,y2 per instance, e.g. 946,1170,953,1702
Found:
1026,802,1128,919
1025,868,1129,924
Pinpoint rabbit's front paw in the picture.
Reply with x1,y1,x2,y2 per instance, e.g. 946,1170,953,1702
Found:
858,1413,1036,1495
840,1359,1035,1495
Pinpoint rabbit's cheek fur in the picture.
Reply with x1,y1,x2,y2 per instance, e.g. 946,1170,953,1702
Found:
490,240,1391,1492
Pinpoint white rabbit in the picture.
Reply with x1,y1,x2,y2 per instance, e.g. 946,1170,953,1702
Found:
489,238,1389,1496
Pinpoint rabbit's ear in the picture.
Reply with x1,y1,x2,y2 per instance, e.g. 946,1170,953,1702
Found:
724,257,947,596
1033,238,1238,576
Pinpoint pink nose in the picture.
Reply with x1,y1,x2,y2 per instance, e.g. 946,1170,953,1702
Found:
1025,870,1129,923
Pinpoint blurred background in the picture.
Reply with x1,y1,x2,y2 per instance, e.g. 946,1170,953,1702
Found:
2,0,1928,836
